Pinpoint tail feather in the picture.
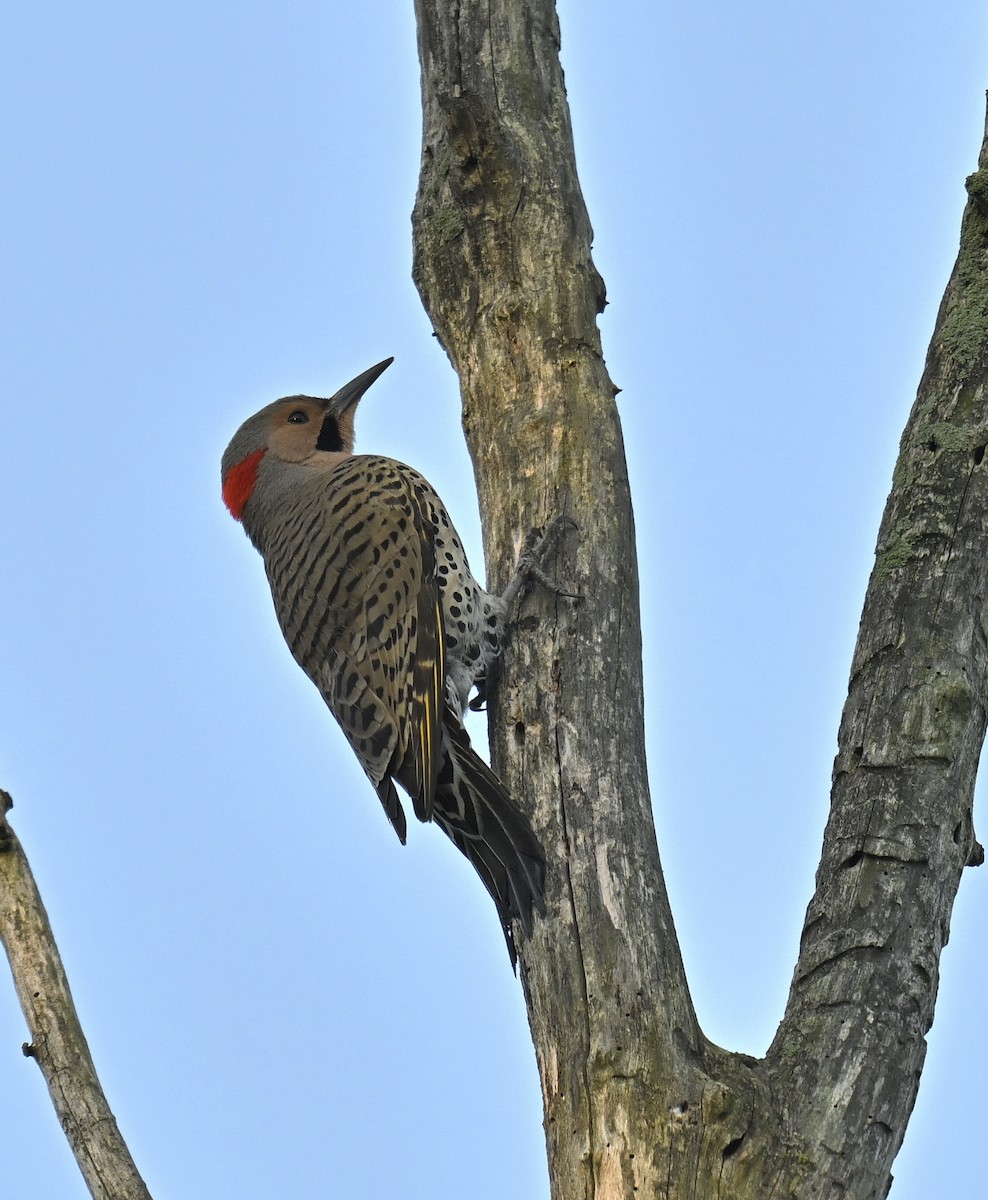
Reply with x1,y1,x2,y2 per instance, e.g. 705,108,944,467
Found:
376,776,408,844
434,716,545,965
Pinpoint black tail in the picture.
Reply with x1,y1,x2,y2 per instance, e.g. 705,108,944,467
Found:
433,716,545,967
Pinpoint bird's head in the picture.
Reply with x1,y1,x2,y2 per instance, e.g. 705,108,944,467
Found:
221,357,393,522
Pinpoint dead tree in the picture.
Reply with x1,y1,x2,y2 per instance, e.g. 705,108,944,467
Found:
411,3,988,1196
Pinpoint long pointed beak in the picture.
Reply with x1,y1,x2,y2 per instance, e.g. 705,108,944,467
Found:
327,357,394,415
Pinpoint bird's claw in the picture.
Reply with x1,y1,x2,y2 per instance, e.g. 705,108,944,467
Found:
472,517,578,712
502,515,581,610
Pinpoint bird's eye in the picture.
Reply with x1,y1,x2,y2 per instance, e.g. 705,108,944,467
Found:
287,410,310,424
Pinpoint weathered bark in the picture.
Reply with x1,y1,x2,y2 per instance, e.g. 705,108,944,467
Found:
0,792,152,1200
761,126,988,1192
411,4,988,1198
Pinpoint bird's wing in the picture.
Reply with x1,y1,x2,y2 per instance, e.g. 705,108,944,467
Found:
266,457,445,831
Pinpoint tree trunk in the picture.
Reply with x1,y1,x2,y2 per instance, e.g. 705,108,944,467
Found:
411,4,987,1196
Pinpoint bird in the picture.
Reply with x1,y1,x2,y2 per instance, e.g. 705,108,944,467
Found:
221,357,560,963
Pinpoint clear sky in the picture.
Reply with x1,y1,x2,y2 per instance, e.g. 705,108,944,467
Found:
2,2,986,1196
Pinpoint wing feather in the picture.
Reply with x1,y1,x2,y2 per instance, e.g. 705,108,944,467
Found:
264,457,445,830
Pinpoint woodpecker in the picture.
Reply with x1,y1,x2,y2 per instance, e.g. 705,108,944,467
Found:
221,358,560,963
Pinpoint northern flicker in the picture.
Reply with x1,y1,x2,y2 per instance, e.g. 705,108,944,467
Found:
222,357,564,963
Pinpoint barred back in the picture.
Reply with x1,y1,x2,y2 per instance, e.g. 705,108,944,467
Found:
246,453,544,958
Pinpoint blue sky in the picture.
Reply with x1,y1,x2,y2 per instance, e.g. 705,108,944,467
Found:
2,3,986,1196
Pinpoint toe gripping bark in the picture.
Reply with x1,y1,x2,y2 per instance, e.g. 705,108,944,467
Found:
469,516,580,712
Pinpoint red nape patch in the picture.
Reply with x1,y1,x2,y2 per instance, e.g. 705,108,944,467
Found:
222,449,266,521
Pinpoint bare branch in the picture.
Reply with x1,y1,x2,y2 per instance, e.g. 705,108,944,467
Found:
0,791,152,1200
764,101,988,1192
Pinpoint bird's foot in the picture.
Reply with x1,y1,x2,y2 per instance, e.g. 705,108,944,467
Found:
501,515,581,612
469,518,579,713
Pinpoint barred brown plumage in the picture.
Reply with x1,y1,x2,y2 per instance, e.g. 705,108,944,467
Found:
221,358,553,964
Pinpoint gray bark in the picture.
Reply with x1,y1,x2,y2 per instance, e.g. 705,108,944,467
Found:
411,3,988,1197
